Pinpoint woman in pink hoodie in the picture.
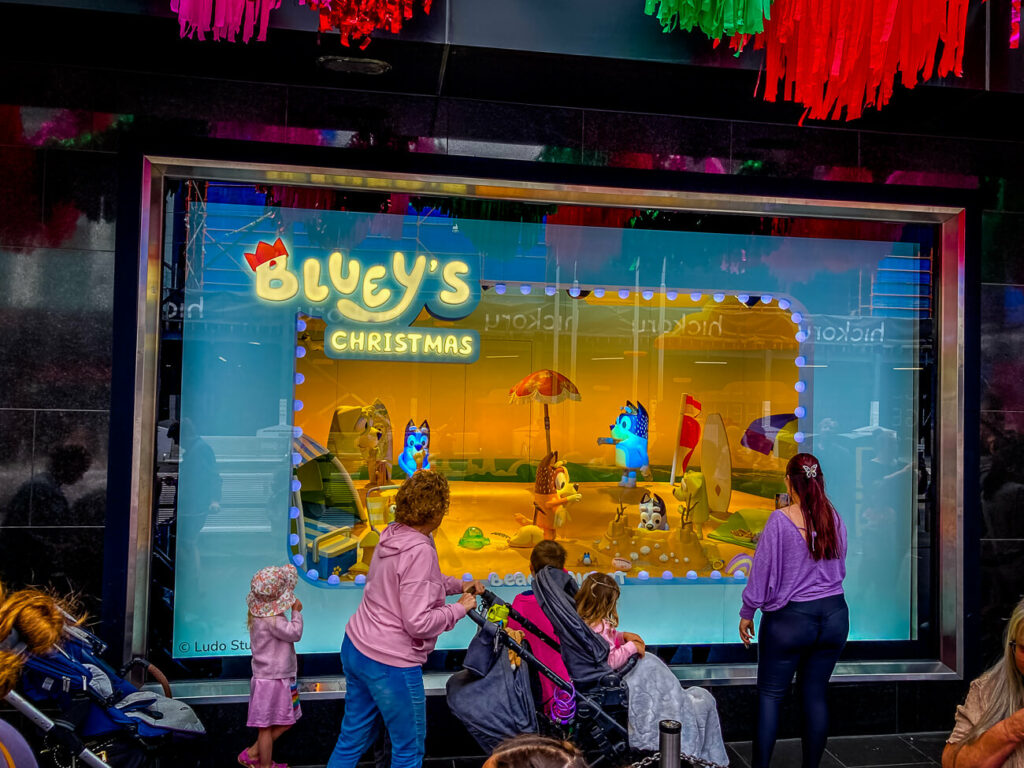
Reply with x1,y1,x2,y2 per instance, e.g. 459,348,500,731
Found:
327,470,481,768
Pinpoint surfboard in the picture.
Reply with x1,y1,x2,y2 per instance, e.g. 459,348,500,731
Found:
701,413,733,516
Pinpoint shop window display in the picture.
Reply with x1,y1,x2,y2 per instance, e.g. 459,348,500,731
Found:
153,185,933,667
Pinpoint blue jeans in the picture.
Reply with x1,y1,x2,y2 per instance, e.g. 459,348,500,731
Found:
328,636,427,768
754,594,849,768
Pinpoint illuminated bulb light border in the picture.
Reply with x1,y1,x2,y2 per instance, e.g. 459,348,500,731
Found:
287,289,813,588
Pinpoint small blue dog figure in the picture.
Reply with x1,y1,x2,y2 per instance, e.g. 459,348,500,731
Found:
597,401,652,487
398,420,430,477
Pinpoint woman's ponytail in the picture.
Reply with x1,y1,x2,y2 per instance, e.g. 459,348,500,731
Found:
786,453,841,561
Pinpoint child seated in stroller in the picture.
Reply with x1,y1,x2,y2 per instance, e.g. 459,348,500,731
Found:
575,573,729,766
507,542,572,721
574,575,647,669
448,559,728,768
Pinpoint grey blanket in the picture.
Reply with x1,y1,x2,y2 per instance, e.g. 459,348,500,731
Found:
447,655,538,752
624,654,729,767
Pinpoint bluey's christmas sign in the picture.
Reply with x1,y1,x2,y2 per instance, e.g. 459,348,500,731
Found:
246,238,480,363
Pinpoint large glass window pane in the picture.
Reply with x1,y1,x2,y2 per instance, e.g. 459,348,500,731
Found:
149,180,937,673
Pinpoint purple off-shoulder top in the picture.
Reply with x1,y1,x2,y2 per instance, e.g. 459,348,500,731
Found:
739,509,847,620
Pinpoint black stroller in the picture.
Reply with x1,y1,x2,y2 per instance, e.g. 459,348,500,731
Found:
448,568,727,768
447,568,639,767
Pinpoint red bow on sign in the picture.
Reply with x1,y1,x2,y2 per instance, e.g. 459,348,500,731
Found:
245,238,288,272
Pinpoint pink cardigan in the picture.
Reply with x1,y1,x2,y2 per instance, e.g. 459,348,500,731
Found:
509,591,570,715
589,619,639,669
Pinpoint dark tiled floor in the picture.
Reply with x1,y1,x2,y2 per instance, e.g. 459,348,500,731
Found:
299,732,949,768
729,738,844,768
727,732,946,768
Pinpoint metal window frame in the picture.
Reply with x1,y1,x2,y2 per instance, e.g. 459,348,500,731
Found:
126,156,966,701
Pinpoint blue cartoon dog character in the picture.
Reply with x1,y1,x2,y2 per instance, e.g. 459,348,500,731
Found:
398,420,430,477
597,401,652,487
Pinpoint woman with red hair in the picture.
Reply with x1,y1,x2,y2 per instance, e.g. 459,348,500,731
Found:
738,453,849,768
1,581,62,768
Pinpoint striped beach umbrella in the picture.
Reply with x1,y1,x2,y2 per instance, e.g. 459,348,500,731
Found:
509,370,582,454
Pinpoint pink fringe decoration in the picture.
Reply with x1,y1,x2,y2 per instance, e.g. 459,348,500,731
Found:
171,0,282,42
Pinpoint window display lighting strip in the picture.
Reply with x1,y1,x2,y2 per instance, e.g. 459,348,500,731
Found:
150,157,963,225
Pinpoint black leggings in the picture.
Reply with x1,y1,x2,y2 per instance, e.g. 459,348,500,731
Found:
754,594,849,768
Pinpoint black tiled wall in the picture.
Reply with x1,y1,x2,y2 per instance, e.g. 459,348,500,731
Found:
979,275,1024,663
0,49,1016,740
0,116,115,619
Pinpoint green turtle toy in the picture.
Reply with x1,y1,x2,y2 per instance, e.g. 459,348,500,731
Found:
458,526,490,550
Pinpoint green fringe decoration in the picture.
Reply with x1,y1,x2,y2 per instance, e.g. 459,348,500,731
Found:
644,0,772,40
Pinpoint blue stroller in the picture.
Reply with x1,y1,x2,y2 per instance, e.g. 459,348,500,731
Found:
3,618,205,767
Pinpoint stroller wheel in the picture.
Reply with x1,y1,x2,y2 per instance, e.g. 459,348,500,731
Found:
40,733,77,768
42,733,153,768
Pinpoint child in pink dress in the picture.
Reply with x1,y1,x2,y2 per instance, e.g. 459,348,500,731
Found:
574,573,645,669
239,564,304,768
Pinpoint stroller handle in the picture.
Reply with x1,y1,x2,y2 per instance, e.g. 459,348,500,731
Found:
480,589,504,607
475,589,563,655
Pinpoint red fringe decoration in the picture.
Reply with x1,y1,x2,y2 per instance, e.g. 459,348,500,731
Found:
0,107,104,248
750,0,974,120
1012,0,1020,48
171,0,282,42
306,0,433,48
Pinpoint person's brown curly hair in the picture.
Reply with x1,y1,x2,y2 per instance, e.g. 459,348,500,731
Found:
393,470,450,527
487,734,588,768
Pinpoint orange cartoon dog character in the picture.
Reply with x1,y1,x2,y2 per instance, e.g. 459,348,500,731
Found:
517,451,582,541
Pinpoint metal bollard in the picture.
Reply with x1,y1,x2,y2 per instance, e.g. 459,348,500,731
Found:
659,719,682,768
